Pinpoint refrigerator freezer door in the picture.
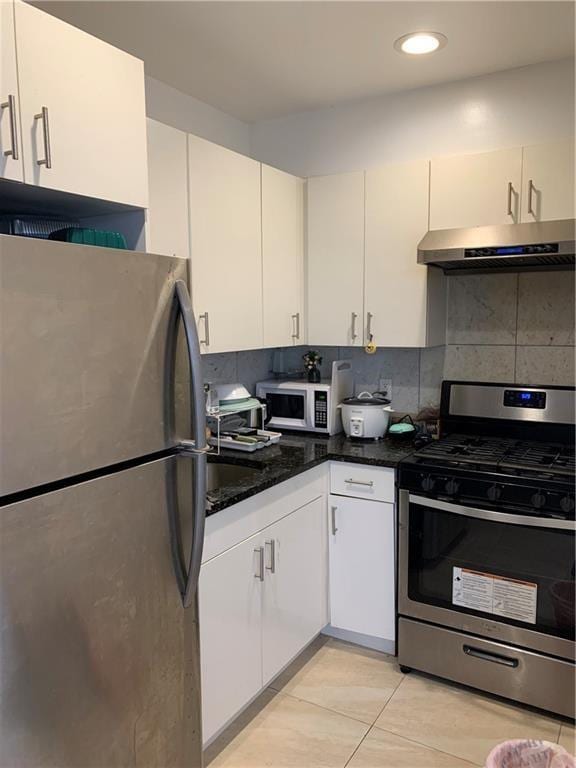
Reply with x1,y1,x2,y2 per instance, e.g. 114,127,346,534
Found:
0,235,189,496
0,454,203,768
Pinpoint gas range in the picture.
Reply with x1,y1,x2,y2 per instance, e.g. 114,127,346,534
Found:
396,381,575,719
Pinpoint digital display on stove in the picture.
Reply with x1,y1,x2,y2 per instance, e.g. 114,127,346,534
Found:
504,389,547,409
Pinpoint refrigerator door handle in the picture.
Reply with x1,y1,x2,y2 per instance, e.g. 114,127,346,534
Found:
183,451,207,608
175,280,208,453
174,279,208,608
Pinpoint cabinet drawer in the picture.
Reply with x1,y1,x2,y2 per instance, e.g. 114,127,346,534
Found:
330,462,395,503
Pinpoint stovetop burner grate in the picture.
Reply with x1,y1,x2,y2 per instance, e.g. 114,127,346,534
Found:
415,434,575,477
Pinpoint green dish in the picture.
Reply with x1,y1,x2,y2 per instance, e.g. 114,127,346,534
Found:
388,423,414,435
49,227,127,249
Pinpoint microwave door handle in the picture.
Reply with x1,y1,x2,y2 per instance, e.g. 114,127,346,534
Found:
259,396,272,426
408,494,575,531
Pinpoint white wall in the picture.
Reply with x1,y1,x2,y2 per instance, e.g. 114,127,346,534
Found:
145,76,251,155
250,59,575,177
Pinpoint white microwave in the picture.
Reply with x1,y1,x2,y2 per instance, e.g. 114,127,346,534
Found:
256,361,353,435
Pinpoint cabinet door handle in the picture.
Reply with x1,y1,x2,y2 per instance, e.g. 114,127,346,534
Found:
199,312,210,346
366,312,373,340
351,312,358,341
34,106,52,168
291,312,300,340
527,179,535,216
1,94,19,160
330,506,338,536
265,539,276,573
506,181,514,217
345,478,374,487
254,546,264,581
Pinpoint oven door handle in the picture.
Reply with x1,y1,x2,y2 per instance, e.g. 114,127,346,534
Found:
408,494,575,531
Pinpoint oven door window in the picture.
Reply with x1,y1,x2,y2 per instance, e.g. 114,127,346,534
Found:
266,392,305,421
408,502,575,641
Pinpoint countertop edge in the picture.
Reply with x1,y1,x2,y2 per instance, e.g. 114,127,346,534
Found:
206,446,409,516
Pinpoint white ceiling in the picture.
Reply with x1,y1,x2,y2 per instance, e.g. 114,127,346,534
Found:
35,1,575,122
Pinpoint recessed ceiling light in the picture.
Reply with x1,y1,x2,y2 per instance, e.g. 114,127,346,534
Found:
394,32,447,56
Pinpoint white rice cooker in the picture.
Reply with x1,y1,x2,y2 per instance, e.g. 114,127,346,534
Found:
339,392,394,440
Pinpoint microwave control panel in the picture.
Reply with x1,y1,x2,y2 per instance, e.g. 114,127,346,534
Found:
314,391,328,428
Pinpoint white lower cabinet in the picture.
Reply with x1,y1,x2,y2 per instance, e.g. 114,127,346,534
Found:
199,492,327,744
262,496,327,684
328,493,395,644
199,531,263,744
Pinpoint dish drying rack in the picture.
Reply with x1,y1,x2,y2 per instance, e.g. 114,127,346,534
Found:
206,400,281,454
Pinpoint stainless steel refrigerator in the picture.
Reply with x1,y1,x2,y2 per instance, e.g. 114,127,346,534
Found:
0,234,207,767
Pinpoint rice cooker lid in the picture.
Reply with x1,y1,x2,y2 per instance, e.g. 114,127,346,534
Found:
342,392,391,407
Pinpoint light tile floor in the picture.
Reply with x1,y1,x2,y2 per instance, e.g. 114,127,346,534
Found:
205,637,575,768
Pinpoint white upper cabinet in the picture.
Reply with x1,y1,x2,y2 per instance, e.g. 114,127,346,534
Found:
146,119,189,259
262,164,305,347
521,140,575,223
188,134,263,353
0,1,22,182
365,160,445,348
14,1,148,207
307,172,365,346
430,147,523,230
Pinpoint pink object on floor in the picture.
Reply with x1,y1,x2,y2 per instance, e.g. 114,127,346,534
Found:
485,740,575,768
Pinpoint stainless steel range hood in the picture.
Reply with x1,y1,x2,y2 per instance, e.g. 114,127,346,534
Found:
418,219,575,274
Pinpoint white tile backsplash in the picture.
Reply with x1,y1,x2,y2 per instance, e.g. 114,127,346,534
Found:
444,345,516,382
515,345,576,386
419,346,446,408
445,271,575,386
447,273,518,345
517,272,575,346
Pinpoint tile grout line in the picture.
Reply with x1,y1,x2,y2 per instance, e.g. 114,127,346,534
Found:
367,675,408,727
268,688,379,729
369,721,483,767
342,724,373,768
270,668,409,730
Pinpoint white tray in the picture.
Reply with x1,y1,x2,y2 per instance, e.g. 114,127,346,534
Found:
208,430,282,452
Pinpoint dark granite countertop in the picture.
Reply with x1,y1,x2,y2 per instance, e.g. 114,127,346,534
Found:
206,432,414,515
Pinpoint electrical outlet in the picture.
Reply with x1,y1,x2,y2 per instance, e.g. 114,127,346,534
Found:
379,378,392,399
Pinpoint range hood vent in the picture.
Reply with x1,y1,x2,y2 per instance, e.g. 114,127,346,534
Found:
418,219,575,274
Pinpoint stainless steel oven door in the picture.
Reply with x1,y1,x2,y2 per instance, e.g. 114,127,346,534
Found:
398,490,575,660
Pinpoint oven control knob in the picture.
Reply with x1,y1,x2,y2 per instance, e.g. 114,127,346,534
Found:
531,491,547,509
560,495,575,513
445,479,460,495
487,484,502,502
421,475,436,492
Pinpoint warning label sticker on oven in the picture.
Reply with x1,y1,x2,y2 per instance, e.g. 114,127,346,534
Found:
452,567,537,624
